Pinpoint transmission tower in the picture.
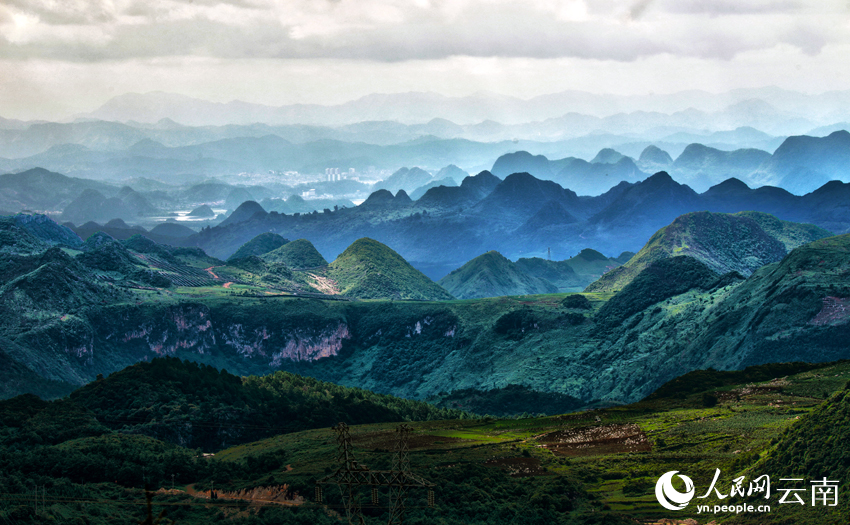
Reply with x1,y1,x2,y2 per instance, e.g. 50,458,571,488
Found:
315,422,435,525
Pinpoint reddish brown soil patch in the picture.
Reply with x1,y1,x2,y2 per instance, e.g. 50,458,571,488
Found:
809,296,850,325
484,457,553,477
180,484,303,506
538,423,651,457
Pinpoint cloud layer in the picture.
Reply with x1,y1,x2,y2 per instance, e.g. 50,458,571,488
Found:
1,0,848,62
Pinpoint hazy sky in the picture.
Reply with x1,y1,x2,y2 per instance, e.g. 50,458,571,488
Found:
2,0,850,120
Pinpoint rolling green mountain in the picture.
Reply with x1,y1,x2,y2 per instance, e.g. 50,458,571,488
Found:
586,211,822,292
0,217,49,254
438,251,558,299
439,248,633,299
10,213,83,247
326,238,454,300
261,238,327,268
516,249,631,292
594,256,719,329
734,210,834,251
2,208,850,417
77,231,146,273
227,232,289,261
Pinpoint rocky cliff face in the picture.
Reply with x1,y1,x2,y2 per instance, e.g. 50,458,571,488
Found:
87,301,355,378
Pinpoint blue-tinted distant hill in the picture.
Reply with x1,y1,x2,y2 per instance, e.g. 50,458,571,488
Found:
373,167,434,194
182,168,850,280
490,150,649,195
0,167,112,212
670,143,772,192
750,130,850,194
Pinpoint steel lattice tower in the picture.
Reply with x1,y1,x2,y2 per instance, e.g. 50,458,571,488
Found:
315,422,435,525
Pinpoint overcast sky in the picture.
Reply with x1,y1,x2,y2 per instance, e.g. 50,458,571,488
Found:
2,0,850,120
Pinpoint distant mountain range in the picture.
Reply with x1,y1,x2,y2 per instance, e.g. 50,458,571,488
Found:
489,131,850,194
181,163,850,280
2,127,847,201
72,88,850,130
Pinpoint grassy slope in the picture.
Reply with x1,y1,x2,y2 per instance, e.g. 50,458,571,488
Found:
326,237,454,300
261,238,328,268
586,211,793,292
734,211,833,251
228,232,289,261
438,250,558,299
213,360,850,525
1,358,849,524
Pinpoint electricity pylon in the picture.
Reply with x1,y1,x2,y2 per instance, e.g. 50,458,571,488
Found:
315,422,435,525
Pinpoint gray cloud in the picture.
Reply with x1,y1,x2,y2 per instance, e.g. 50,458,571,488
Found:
3,0,116,25
0,0,846,64
662,0,806,16
629,0,655,20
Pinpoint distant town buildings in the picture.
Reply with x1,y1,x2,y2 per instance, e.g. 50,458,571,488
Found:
325,167,357,181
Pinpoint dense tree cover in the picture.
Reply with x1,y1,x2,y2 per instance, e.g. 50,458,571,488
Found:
594,256,717,329
560,294,591,309
642,361,828,404
763,380,850,486
427,384,584,417
67,357,465,451
228,233,289,261
261,238,327,268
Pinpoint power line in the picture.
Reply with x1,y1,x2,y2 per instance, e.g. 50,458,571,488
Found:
316,422,435,525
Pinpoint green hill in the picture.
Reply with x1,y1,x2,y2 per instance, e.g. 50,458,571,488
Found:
65,357,464,451
227,232,289,261
261,238,327,268
438,250,557,299
0,217,49,254
734,210,833,251
762,379,850,496
586,211,792,292
12,213,83,248
594,255,718,328
77,231,144,273
326,238,454,300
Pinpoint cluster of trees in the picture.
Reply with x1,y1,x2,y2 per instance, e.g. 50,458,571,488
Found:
66,357,466,451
